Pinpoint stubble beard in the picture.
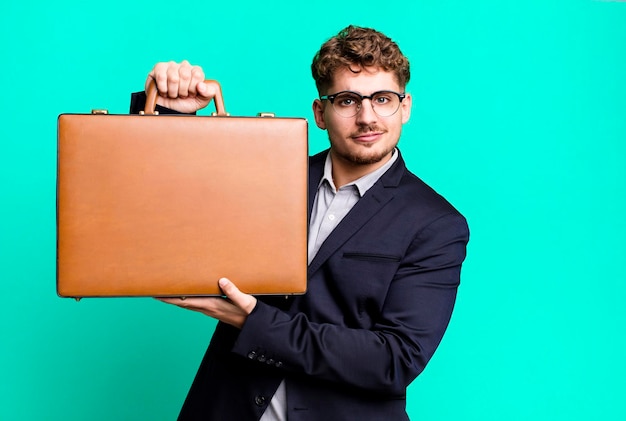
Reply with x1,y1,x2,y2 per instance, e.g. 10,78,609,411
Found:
331,126,399,166
338,144,396,165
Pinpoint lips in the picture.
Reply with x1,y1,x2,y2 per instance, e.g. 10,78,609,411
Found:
352,131,383,143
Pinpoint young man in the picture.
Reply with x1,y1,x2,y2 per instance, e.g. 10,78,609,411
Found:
132,25,469,421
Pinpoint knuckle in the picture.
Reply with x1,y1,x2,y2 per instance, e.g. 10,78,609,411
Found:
152,65,168,82
179,68,192,82
190,66,205,80
166,69,180,83
152,62,167,73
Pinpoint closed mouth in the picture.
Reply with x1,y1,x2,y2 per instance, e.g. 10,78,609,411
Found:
352,132,383,142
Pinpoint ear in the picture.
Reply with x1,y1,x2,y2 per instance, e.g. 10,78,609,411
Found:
400,93,412,124
312,99,327,130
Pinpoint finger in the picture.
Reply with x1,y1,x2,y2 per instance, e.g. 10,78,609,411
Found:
147,62,170,95
218,278,257,314
155,296,190,307
177,60,193,98
188,65,205,96
196,80,217,100
165,61,181,98
156,296,223,313
155,292,251,328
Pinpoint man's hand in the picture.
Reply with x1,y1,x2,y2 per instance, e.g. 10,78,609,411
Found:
156,278,257,329
146,60,216,114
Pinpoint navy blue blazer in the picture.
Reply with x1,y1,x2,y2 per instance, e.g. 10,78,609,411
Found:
175,149,470,421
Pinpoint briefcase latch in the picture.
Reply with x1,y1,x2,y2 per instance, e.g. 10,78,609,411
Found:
256,112,275,118
91,109,109,115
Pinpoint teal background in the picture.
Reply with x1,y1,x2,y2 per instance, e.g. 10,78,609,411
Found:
1,0,625,419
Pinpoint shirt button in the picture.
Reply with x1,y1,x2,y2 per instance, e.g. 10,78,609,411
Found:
328,214,336,221
255,395,266,406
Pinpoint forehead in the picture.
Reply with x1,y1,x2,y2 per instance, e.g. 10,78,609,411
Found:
327,67,401,94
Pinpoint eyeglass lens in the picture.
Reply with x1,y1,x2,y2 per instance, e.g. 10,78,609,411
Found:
332,91,402,117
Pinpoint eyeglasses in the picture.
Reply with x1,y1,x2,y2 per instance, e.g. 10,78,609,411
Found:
319,90,406,118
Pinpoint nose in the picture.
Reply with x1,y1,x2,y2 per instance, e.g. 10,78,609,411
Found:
355,98,378,125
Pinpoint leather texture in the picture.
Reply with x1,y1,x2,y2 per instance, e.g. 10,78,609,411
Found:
56,112,308,298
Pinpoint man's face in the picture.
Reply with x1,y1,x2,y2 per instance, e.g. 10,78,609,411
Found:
313,67,412,171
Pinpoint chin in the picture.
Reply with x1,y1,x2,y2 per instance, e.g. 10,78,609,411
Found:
343,148,394,165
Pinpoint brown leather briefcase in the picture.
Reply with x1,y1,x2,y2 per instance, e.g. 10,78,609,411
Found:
57,80,308,298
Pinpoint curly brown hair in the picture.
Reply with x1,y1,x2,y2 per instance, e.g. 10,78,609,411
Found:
311,25,411,94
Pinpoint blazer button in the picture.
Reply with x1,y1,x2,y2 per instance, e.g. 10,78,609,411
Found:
254,395,266,407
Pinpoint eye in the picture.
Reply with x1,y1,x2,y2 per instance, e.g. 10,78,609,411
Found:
373,93,393,104
335,93,360,107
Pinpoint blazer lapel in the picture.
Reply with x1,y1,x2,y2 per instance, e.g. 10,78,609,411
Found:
307,151,407,277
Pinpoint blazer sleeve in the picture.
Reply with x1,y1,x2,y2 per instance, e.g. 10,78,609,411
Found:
232,211,469,395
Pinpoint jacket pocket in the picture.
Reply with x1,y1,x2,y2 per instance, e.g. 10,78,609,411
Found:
342,252,401,263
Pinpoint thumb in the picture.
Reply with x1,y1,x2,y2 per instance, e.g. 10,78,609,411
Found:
219,278,257,314
196,81,218,99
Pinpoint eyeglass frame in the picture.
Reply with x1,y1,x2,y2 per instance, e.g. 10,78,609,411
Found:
319,90,407,118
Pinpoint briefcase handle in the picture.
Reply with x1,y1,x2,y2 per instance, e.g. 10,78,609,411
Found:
143,79,228,116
